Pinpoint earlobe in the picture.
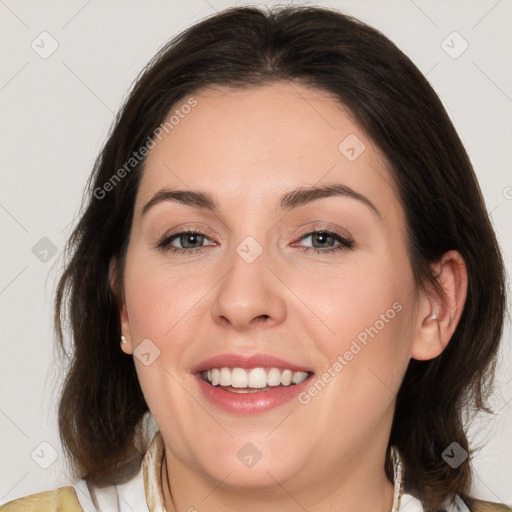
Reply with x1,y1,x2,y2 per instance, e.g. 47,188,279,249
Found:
411,250,468,361
120,334,133,355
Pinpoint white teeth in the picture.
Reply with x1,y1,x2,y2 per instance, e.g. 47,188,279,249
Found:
292,371,308,384
248,368,267,388
231,367,248,388
201,367,310,388
219,368,231,386
267,367,282,386
281,369,292,386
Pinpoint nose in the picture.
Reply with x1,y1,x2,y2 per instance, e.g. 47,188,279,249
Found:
210,238,287,331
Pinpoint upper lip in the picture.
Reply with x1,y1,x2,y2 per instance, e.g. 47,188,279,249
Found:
191,353,314,374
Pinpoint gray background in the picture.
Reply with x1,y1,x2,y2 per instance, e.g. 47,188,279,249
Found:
1,0,511,506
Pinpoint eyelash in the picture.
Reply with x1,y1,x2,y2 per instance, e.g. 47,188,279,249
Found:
292,227,354,254
156,227,354,256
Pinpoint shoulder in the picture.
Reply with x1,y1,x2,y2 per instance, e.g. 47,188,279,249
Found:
0,486,83,511
0,448,150,512
464,497,512,512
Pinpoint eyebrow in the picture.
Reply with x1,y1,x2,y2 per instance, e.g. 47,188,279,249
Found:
141,183,381,218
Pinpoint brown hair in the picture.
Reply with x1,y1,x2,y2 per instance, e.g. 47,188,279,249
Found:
54,6,506,511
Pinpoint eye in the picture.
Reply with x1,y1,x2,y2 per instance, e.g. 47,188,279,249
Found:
156,229,215,255
294,228,354,254
156,227,354,256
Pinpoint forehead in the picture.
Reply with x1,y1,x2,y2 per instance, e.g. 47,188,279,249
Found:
136,82,400,220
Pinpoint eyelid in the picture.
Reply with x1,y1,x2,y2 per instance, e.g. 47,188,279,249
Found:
157,223,218,242
292,224,354,244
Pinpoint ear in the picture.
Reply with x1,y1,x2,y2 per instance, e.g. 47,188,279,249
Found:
109,258,133,355
411,250,468,361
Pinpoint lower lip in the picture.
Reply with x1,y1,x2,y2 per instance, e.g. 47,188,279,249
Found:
194,374,313,414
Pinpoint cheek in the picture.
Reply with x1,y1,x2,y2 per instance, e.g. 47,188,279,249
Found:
300,251,415,396
310,257,411,339
123,251,210,348
293,274,413,447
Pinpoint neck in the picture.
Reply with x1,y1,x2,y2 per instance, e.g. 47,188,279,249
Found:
161,449,396,512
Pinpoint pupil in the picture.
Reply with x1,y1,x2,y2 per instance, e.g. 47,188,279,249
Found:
183,233,201,248
313,232,332,247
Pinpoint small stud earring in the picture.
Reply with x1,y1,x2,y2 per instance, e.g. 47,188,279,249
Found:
121,335,127,344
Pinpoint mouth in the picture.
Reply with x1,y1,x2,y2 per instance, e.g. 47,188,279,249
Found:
199,367,312,393
192,353,315,413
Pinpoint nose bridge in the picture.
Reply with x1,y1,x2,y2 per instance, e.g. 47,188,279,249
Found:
210,230,286,329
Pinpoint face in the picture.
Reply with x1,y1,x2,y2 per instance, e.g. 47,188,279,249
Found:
118,82,422,496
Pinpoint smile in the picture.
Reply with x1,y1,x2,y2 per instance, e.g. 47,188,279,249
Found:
200,367,310,391
192,353,315,413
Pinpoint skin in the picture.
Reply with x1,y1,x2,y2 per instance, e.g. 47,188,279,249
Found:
114,82,467,512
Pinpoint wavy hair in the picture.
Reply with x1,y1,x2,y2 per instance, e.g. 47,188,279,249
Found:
54,6,506,511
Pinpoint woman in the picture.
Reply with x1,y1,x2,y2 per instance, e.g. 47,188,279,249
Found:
1,5,509,512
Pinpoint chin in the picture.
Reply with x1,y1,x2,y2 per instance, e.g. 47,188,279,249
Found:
196,440,303,489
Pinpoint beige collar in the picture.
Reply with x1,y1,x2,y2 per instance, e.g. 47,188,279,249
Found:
142,429,167,512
